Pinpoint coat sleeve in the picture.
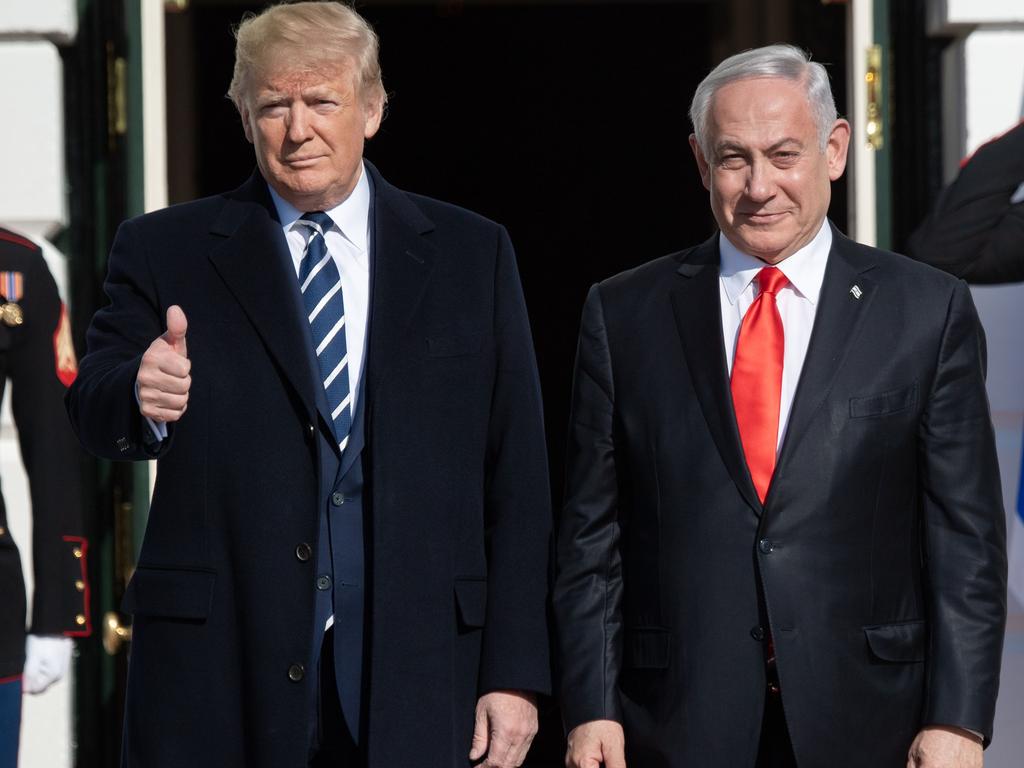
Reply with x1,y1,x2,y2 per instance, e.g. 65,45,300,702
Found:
907,122,1024,284
552,284,624,731
919,279,1007,744
476,226,553,697
66,218,173,461
8,250,90,638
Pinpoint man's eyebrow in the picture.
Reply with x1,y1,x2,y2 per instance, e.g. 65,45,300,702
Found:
713,137,806,155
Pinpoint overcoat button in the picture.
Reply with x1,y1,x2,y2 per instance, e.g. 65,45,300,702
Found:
295,543,312,562
331,492,345,506
287,664,304,682
758,538,774,554
750,626,765,641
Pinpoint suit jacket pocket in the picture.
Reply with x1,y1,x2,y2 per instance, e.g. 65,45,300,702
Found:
454,578,487,629
426,333,483,358
850,383,918,419
122,566,216,620
863,619,926,662
624,627,671,669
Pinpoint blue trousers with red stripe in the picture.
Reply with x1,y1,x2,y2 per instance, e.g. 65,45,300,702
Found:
0,676,20,768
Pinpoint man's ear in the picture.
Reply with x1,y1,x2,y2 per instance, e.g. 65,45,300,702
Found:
240,105,254,144
363,94,384,140
825,119,851,181
689,134,712,191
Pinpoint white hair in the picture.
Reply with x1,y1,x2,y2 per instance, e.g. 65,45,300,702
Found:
689,44,838,157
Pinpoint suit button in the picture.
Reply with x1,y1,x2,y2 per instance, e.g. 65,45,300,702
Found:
751,626,765,641
331,492,345,506
316,575,332,591
295,543,312,562
287,664,305,682
758,538,774,554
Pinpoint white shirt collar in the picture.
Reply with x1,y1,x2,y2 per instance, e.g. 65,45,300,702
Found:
719,220,832,306
268,161,371,254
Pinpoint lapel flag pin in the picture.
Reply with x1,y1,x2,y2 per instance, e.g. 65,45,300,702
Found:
850,285,863,300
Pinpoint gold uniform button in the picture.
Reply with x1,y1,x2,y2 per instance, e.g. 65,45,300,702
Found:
75,615,86,626
0,527,5,536
75,580,85,592
73,548,83,559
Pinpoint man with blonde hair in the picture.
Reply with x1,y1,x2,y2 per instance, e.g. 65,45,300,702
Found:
68,3,551,767
554,44,1006,768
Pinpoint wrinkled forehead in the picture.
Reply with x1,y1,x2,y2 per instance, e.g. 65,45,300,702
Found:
707,77,816,140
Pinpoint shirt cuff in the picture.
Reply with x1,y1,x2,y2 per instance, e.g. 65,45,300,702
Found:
134,380,168,442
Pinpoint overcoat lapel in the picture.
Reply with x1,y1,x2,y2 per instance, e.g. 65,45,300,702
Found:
774,227,877,476
363,162,437,395
207,173,320,425
670,235,763,515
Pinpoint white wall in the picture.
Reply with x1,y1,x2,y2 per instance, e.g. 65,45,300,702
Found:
0,2,78,767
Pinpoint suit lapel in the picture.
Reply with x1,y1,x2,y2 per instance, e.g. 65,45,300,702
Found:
775,227,878,475
363,162,437,396
207,173,320,424
670,235,763,515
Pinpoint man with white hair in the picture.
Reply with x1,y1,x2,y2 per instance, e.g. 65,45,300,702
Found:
554,44,1006,768
67,3,550,767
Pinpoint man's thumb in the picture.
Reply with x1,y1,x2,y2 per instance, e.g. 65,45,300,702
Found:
165,305,188,355
468,708,489,760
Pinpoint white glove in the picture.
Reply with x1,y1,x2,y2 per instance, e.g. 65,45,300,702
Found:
22,635,72,694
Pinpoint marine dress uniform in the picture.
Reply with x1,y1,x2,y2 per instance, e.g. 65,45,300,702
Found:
0,227,89,766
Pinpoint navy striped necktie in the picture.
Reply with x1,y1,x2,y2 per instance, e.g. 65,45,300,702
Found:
297,211,352,451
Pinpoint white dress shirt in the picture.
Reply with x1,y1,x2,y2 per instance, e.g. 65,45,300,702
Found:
719,221,832,451
269,162,372,412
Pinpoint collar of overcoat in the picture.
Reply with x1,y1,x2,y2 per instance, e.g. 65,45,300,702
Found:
669,222,879,516
205,160,437,460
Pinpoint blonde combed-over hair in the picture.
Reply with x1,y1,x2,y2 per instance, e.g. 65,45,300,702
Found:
227,1,386,112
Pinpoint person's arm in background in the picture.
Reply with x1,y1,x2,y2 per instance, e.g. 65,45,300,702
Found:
7,247,90,693
907,121,1024,284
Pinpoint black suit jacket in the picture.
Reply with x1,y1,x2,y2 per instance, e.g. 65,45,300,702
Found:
553,227,1007,767
66,164,552,767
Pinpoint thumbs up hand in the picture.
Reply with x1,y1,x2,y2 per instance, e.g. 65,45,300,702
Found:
137,305,192,423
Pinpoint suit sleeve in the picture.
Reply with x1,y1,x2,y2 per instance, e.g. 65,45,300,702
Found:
919,279,1007,743
66,218,172,461
477,226,553,697
8,252,90,637
907,123,1024,284
552,284,624,731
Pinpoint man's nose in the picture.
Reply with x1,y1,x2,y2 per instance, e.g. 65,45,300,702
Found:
285,103,313,143
745,159,775,202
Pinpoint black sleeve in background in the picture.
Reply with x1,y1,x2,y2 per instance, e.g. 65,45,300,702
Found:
6,246,90,638
906,121,1024,284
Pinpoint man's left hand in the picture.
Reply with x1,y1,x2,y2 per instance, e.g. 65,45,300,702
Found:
907,726,983,768
468,690,538,767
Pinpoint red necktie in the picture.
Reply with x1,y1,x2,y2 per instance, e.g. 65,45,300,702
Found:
731,267,788,503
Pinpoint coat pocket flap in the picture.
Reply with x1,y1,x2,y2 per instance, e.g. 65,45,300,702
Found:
850,383,918,418
454,579,487,628
122,566,216,620
863,620,926,662
426,333,483,358
624,627,671,669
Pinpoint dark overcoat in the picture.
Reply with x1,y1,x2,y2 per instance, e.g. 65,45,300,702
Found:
67,164,551,767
